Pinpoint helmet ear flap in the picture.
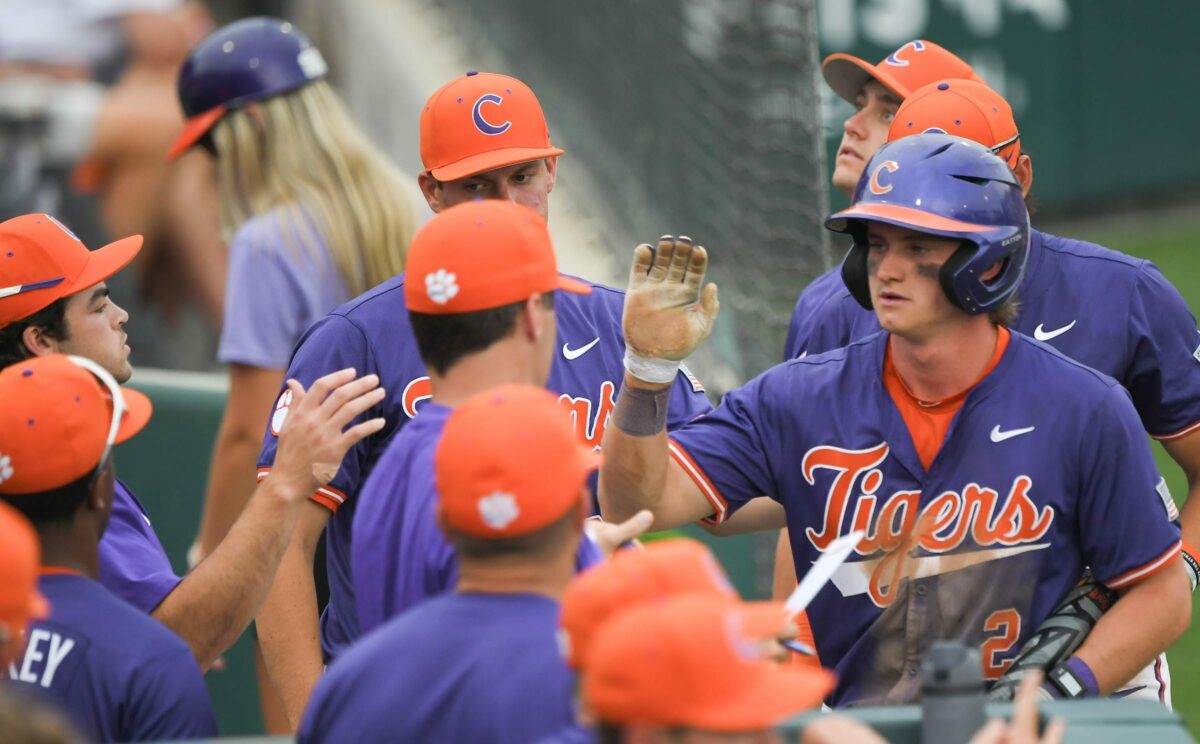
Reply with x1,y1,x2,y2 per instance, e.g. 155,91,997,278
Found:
840,225,874,310
938,241,977,312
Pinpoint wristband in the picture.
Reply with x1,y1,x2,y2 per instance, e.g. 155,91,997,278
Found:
1182,542,1199,592
623,348,681,385
1044,656,1099,699
614,383,671,437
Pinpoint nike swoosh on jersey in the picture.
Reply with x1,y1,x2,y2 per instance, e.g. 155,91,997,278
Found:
990,425,1036,443
1033,320,1076,341
828,543,1049,598
562,338,600,360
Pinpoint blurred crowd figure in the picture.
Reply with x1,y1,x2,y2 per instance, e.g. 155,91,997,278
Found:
0,0,226,329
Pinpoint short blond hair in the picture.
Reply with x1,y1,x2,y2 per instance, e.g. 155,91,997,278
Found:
213,81,417,296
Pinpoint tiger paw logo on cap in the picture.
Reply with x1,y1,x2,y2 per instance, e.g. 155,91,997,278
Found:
0,454,12,485
270,389,293,437
425,269,460,305
478,491,520,530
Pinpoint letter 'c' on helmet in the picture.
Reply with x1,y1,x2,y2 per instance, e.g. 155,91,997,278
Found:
168,17,328,159
825,133,1030,315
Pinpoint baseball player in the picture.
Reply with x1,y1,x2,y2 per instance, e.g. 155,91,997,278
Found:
775,79,1200,702
254,70,710,726
0,502,47,667
0,212,386,673
0,354,217,741
583,594,833,743
299,384,600,744
600,134,1189,705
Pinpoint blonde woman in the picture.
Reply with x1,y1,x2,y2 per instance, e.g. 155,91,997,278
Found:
168,17,417,730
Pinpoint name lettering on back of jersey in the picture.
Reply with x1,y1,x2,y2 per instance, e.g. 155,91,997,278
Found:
802,443,1053,607
8,629,75,688
1032,320,1076,342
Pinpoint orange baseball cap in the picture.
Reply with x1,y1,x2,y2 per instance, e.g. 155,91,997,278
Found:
561,538,739,670
889,79,1021,168
585,595,835,731
822,40,981,104
420,71,565,182
404,200,589,314
0,355,152,496
0,214,142,328
436,384,599,539
0,502,48,650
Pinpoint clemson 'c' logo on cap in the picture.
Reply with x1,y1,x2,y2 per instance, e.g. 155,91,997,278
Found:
402,376,432,419
869,160,900,195
478,491,520,530
472,94,511,136
885,40,926,67
425,269,460,305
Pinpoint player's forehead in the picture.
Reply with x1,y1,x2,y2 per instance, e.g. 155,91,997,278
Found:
454,158,546,183
857,79,902,106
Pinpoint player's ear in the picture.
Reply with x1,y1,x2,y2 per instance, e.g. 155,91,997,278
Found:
980,260,1004,282
543,157,558,193
1014,154,1034,197
521,293,550,341
417,171,444,213
20,324,58,357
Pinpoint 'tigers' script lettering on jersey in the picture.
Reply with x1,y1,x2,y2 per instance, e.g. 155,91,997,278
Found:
802,443,1054,608
8,629,76,688
403,375,616,449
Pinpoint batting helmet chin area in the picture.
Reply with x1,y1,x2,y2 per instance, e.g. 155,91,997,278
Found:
825,133,1029,315
169,17,328,158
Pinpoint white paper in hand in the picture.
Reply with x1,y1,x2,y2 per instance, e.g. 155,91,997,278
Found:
784,530,864,620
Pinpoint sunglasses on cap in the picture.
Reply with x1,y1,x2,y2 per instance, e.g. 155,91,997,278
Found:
64,355,127,487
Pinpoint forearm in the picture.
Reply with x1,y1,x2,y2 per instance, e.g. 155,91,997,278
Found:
197,419,265,556
1177,478,1200,550
256,536,325,729
1075,560,1191,694
599,374,674,525
154,478,300,668
772,529,798,600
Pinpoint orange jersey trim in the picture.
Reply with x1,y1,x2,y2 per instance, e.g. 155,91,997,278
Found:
1105,540,1182,590
667,438,728,524
256,467,346,514
1152,419,1200,442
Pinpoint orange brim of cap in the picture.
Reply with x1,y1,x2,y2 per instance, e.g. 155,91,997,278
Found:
558,274,591,295
828,203,993,235
114,387,153,445
696,602,835,731
167,106,227,160
822,53,912,103
430,146,566,182
72,235,143,295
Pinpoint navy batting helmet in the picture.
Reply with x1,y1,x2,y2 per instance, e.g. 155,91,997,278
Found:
168,17,328,159
826,133,1029,315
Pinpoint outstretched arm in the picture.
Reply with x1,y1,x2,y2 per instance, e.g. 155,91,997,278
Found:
153,369,384,670
600,236,720,530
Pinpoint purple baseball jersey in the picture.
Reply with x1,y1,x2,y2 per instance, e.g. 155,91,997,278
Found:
352,401,603,634
298,593,581,744
671,331,1181,705
785,230,1200,439
96,479,181,613
257,273,710,661
7,572,216,742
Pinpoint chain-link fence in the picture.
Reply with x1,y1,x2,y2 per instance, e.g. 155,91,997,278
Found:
429,0,831,387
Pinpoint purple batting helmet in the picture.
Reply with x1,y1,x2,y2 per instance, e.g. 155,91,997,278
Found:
169,17,328,159
826,133,1029,315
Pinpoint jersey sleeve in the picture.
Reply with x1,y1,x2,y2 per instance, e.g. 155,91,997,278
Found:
123,648,218,741
257,314,378,513
96,484,181,613
666,365,712,428
1126,262,1200,439
218,218,311,369
783,268,857,361
1077,384,1182,590
668,373,781,524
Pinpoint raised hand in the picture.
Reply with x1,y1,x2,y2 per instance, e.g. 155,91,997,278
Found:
623,235,719,362
270,369,386,499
